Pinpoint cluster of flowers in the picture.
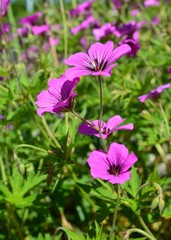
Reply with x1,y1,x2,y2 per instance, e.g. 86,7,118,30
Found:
0,2,59,72
35,41,138,185
69,0,161,57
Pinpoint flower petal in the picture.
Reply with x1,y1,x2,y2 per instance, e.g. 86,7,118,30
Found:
64,52,91,67
87,150,110,179
107,115,125,130
88,41,114,66
116,123,134,131
121,152,138,172
108,171,131,184
65,67,92,80
78,123,98,136
107,44,131,64
108,142,129,167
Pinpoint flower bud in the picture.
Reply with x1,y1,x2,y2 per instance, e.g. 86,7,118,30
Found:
159,196,165,214
151,196,159,210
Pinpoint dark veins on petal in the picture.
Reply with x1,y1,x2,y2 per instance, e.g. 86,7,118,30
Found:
87,58,108,72
106,157,121,176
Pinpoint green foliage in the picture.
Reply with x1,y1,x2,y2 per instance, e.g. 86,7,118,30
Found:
1,0,171,239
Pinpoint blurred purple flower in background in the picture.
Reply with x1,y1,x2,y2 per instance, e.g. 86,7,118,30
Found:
93,22,120,41
87,142,138,184
32,25,49,35
0,0,10,16
138,83,171,102
19,12,42,26
35,76,80,116
64,41,131,80
78,115,133,139
0,23,11,38
71,15,99,35
70,0,94,18
144,0,160,7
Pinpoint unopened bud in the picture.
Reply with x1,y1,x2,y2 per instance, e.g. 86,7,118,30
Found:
159,196,165,214
153,182,162,193
151,196,159,210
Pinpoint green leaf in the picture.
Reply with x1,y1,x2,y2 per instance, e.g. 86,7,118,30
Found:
63,226,86,240
125,167,141,198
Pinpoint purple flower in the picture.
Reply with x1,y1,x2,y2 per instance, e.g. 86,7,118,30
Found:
131,9,140,16
70,0,94,18
93,22,120,41
168,67,171,79
0,23,11,38
64,41,131,80
144,0,160,7
35,75,80,116
71,15,99,35
17,26,29,37
117,21,146,57
32,25,49,35
152,17,160,26
0,0,10,16
87,142,138,184
19,12,42,26
138,83,171,103
78,115,133,139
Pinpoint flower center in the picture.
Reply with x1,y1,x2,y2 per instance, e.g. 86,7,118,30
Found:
101,127,110,134
108,165,121,176
89,58,108,72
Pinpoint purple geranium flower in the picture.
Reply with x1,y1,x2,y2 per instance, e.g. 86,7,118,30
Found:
87,142,138,184
64,41,131,80
78,115,133,139
0,0,10,16
70,0,94,18
19,12,42,26
138,83,171,103
35,75,80,116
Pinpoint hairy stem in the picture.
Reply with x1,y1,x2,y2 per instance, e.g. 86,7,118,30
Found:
125,228,157,240
110,185,120,237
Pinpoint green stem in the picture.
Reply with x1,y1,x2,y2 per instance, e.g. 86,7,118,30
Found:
59,0,68,60
41,116,61,148
71,0,77,8
0,156,7,184
14,144,48,154
110,185,120,237
98,76,109,152
158,101,170,137
98,76,103,128
138,215,156,238
155,143,168,164
71,110,94,126
125,228,157,240
7,3,21,54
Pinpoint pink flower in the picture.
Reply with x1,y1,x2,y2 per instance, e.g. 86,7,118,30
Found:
0,0,10,16
64,41,131,80
35,76,80,116
78,115,133,139
69,0,94,18
71,15,99,35
93,22,120,41
32,25,49,35
19,12,42,26
144,0,160,7
87,142,138,184
0,23,11,38
138,83,171,103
